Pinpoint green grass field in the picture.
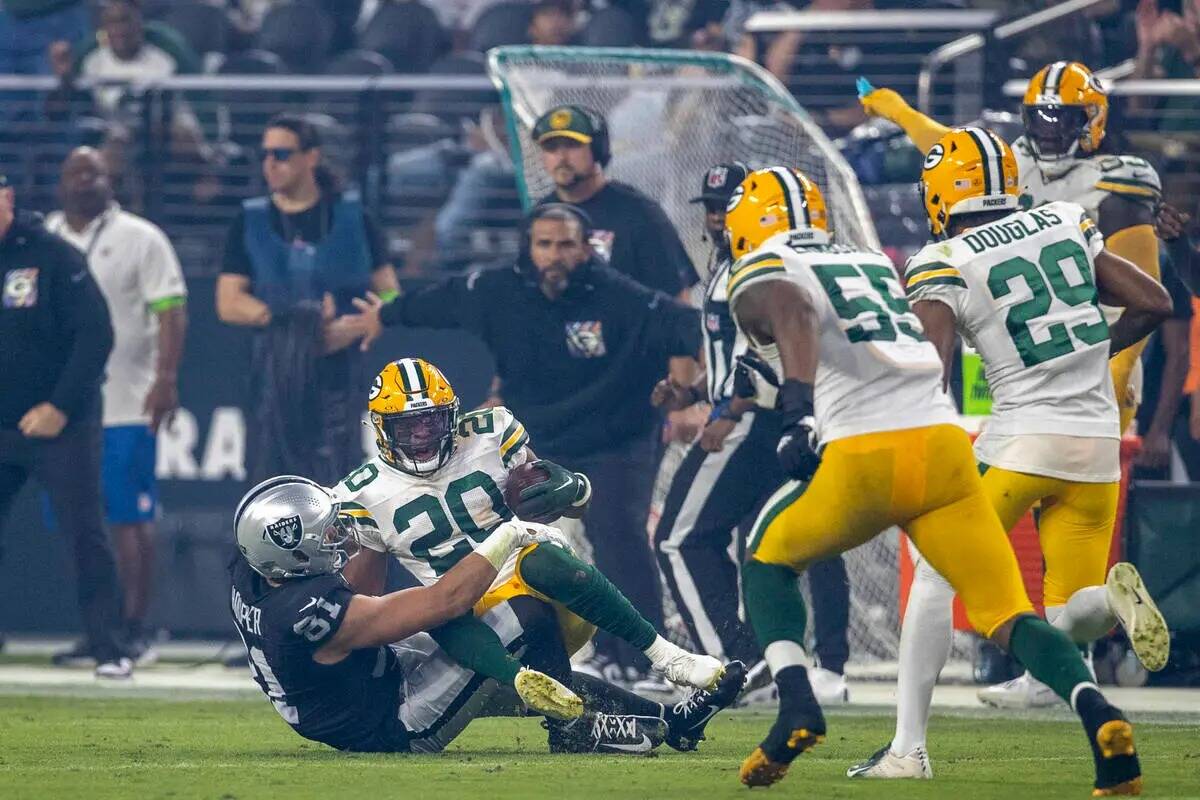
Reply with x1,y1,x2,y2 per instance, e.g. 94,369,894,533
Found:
2,696,1199,800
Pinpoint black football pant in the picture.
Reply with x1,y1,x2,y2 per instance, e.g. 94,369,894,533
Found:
0,412,126,662
554,434,664,671
654,410,851,674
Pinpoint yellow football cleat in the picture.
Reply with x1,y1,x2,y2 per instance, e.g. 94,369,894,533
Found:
740,747,790,787
514,667,583,721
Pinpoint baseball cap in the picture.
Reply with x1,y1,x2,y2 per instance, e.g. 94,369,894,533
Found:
690,162,750,204
533,105,600,146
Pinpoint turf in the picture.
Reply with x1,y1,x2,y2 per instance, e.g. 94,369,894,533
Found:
1,697,1198,800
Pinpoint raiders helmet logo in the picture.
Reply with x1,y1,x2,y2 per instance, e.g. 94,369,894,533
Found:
923,144,945,171
264,515,303,549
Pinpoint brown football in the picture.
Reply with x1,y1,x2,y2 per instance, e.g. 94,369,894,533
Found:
503,462,551,518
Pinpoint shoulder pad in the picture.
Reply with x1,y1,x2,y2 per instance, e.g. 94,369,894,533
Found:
458,406,529,466
904,241,967,292
1093,155,1161,200
335,458,387,503
728,248,788,296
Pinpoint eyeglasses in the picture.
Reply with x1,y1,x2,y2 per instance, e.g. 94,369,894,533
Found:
262,147,297,162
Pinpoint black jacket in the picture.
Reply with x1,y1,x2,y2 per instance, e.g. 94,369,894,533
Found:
381,262,701,458
0,212,113,429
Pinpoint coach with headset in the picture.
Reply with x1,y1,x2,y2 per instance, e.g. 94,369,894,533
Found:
350,203,702,681
533,104,696,296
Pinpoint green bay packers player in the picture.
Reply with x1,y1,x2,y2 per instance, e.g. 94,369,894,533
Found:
724,167,1144,797
847,128,1171,783
333,358,727,701
860,62,1161,441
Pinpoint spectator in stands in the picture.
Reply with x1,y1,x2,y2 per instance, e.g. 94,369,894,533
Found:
216,113,399,487
530,0,578,45
48,0,201,120
44,147,187,667
0,0,90,75
1131,0,1200,132
533,104,695,295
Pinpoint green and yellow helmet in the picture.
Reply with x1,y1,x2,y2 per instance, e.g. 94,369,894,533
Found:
368,358,460,475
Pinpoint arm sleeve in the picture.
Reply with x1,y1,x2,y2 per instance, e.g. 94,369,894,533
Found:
379,271,485,333
48,245,114,417
633,200,695,293
137,224,188,308
626,278,702,357
1078,208,1106,257
221,212,252,277
859,87,952,154
289,577,355,652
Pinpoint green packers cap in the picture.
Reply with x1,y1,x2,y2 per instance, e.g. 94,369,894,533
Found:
532,105,597,146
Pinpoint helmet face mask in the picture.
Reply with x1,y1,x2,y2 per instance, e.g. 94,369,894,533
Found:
1021,103,1090,162
368,358,461,476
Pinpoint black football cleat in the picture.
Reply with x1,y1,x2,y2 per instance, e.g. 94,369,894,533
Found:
665,660,747,751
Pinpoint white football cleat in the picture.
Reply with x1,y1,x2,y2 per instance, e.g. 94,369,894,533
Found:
847,744,933,779
1106,562,1170,673
977,671,1059,709
653,648,725,691
809,666,849,706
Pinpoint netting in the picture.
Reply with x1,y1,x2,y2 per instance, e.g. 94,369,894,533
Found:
487,46,880,275
488,47,912,665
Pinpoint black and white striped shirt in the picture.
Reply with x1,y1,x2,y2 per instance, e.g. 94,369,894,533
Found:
702,249,750,404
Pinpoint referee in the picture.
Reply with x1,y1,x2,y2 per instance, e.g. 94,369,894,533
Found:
650,164,852,702
0,175,131,678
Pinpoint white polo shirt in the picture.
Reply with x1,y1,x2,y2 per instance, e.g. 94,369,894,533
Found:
46,204,186,428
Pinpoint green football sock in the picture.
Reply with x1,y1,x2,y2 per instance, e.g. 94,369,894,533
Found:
742,557,808,650
430,614,522,685
1008,615,1095,705
519,543,657,650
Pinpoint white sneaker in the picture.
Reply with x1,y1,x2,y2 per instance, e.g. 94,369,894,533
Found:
1106,562,1170,673
977,671,1058,709
652,646,725,690
94,658,133,680
847,744,933,779
809,666,849,705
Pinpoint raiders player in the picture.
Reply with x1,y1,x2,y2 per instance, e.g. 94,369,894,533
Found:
650,163,851,704
231,475,744,754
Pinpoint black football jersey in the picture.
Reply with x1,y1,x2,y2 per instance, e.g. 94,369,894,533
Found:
228,553,407,751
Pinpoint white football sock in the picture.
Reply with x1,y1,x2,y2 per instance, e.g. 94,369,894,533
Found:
892,556,954,756
1054,587,1118,644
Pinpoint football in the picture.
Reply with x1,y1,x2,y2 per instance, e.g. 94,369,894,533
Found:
503,462,551,518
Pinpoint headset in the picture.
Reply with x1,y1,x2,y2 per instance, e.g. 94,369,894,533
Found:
536,105,611,168
515,203,596,286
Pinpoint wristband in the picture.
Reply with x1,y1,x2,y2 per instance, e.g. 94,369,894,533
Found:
475,522,520,569
708,399,732,422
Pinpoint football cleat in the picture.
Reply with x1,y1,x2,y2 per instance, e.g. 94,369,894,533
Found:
546,712,667,755
977,671,1059,709
808,666,849,706
650,643,725,691
514,667,583,721
847,744,933,779
94,657,133,680
665,660,746,751
1081,700,1142,796
740,701,826,787
1106,562,1169,673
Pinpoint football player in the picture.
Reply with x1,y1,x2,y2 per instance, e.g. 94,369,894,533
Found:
333,359,737,729
723,167,1145,797
232,475,745,754
859,63,1169,709
847,128,1171,782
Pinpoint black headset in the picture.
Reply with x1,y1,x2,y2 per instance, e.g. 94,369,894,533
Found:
540,104,611,168
515,203,596,286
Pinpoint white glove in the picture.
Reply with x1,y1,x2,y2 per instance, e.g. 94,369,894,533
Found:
513,521,575,554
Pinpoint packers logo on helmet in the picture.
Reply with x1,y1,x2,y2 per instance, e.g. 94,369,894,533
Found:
368,358,460,475
724,167,828,259
1022,61,1108,163
920,127,1019,239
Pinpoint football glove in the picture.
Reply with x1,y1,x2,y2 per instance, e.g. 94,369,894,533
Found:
776,379,821,482
516,460,590,522
733,351,780,399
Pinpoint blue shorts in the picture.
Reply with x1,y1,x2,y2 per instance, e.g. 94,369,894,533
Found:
101,425,158,524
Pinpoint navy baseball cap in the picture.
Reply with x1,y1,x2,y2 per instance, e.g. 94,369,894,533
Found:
690,161,750,204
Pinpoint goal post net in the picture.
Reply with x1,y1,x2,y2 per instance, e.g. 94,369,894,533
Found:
489,46,929,669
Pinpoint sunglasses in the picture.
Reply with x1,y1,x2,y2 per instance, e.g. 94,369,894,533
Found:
262,147,298,162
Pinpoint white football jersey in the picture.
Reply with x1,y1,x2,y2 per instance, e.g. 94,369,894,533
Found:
727,230,956,445
905,200,1119,479
333,407,531,586
1013,138,1162,223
